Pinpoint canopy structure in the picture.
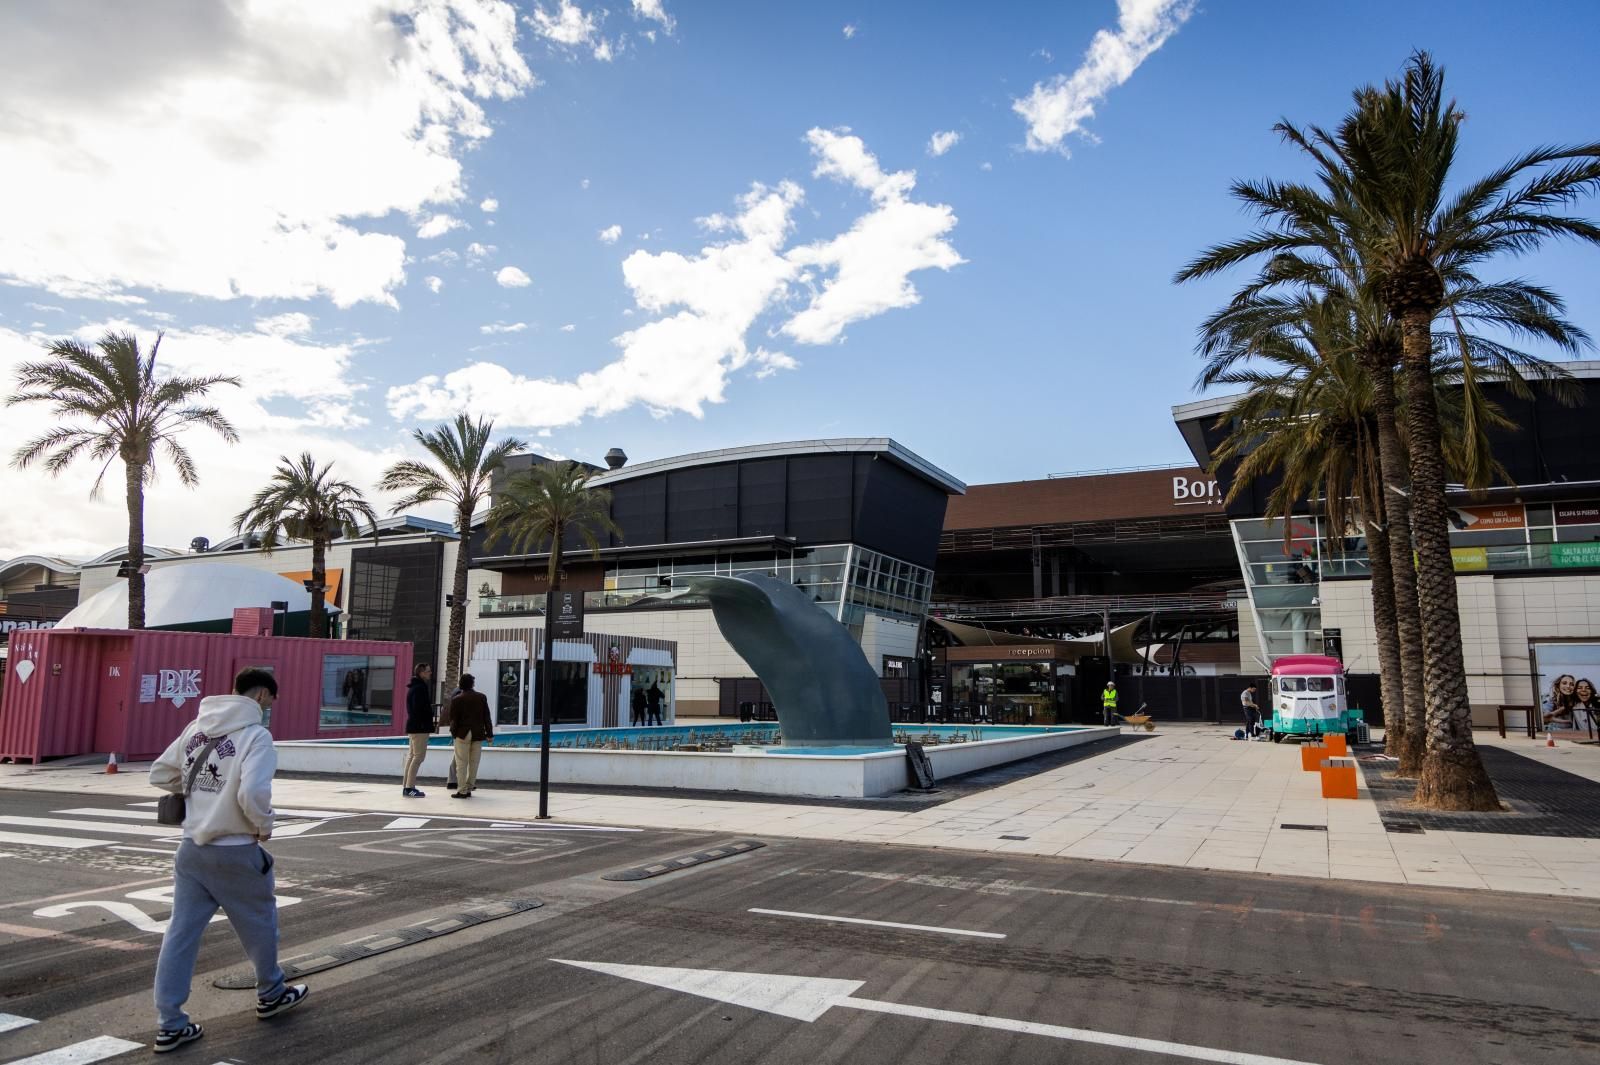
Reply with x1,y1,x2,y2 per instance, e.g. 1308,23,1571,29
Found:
59,563,337,631
930,616,1148,664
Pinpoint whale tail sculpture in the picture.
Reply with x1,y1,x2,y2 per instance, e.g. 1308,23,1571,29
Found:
682,573,892,747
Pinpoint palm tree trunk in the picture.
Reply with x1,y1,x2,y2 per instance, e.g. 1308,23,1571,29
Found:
309,535,328,639
1399,311,1499,811
1364,518,1406,749
1368,361,1425,769
124,460,146,630
442,502,472,693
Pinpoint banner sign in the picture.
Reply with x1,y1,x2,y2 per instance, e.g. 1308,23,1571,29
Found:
549,589,585,639
1554,502,1600,527
1450,547,1489,572
1551,542,1600,569
1454,504,1525,531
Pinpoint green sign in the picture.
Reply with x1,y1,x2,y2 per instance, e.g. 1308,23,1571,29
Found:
1552,542,1600,568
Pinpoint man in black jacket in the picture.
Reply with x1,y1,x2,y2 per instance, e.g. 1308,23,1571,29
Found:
401,663,434,798
448,674,493,798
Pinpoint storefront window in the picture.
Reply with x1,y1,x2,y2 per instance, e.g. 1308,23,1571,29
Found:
496,660,527,727
320,654,396,727
949,661,1058,724
534,661,589,724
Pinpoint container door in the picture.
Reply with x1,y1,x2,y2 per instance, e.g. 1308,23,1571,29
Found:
94,651,132,755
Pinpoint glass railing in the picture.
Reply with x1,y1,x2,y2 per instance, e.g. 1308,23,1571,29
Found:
478,588,713,617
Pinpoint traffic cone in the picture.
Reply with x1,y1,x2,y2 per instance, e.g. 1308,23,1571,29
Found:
105,752,118,774
1546,733,1556,748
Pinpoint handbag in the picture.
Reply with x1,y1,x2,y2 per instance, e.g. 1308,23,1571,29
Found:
156,736,223,826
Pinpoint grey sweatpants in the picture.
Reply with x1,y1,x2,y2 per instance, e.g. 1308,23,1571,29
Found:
154,840,287,1030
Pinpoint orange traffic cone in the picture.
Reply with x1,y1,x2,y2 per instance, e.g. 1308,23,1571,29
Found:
1546,733,1557,748
105,752,119,774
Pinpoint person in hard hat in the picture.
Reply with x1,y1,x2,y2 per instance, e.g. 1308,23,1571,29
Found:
1101,682,1119,727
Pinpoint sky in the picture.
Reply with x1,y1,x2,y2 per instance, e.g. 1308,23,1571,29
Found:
2,0,1599,559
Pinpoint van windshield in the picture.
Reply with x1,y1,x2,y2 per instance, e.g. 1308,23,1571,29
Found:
1307,677,1334,692
1279,678,1305,693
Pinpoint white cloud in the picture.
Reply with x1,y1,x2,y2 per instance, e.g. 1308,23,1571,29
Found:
580,178,591,190
416,213,464,239
980,161,993,171
389,130,960,430
843,24,857,39
24,302,64,313
255,312,314,338
781,128,962,345
1014,0,1194,154
560,323,576,332
467,242,496,259
632,0,674,32
927,130,961,157
0,1,534,308
593,37,614,62
527,1,598,47
496,265,532,287
479,197,499,212
480,321,527,334
0,320,408,556
426,248,461,265
425,275,443,293
598,224,622,244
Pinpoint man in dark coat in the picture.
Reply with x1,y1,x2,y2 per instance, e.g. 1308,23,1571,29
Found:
448,674,493,799
645,681,666,726
401,663,434,798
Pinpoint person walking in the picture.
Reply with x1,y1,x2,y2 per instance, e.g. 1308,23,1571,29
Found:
630,685,647,727
645,680,666,726
148,668,308,1053
401,663,435,798
1241,683,1262,739
448,673,492,799
1101,682,1119,727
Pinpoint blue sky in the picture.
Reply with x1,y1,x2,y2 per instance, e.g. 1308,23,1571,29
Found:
2,1,1598,557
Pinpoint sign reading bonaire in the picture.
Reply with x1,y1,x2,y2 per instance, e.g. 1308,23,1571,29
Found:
1171,476,1223,506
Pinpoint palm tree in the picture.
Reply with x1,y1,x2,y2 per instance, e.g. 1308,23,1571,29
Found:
1177,53,1597,807
1199,296,1408,747
485,460,623,592
1331,52,1599,808
234,454,379,639
379,415,525,691
7,331,238,629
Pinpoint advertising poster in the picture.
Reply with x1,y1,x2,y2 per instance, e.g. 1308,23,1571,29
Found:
1531,641,1600,736
1554,502,1600,526
1452,504,1525,531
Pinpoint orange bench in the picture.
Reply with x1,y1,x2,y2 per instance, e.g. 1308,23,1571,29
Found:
1300,743,1328,772
1323,734,1348,757
1320,756,1358,799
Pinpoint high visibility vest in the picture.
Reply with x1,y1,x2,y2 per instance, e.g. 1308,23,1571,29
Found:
1102,689,1118,709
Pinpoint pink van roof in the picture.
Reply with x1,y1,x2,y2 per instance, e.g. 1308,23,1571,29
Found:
1270,654,1344,677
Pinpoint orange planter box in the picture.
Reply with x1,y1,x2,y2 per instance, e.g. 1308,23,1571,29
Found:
1320,759,1358,799
1323,734,1349,756
1300,744,1328,772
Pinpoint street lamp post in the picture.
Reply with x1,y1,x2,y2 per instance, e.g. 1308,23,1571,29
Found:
536,587,555,820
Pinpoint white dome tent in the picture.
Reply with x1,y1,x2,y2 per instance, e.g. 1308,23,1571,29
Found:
58,563,338,632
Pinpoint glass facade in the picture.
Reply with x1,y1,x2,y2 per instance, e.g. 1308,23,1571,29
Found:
319,653,397,727
1235,499,1600,658
346,543,445,675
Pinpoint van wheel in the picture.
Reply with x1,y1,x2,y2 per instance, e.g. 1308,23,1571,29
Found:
1270,732,1284,743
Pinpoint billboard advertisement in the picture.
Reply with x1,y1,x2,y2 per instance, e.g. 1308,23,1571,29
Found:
1531,641,1600,735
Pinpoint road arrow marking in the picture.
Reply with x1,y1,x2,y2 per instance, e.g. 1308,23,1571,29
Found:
553,960,1326,1065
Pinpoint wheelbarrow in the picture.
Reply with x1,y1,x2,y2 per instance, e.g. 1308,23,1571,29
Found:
1117,713,1155,732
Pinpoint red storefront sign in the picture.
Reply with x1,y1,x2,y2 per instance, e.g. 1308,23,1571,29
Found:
1454,504,1525,531
1555,502,1600,526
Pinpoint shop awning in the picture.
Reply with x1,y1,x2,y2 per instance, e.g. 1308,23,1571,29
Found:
930,616,1147,664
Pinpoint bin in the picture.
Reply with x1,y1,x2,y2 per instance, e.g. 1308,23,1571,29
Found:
1320,757,1358,799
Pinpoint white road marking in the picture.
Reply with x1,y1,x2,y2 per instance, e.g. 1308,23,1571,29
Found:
4,1035,144,1064
270,819,334,838
128,802,352,819
108,846,179,855
748,908,1005,939
555,960,1325,1065
0,1012,38,1033
52,808,154,821
33,888,304,935
385,817,430,830
0,831,118,851
0,817,178,839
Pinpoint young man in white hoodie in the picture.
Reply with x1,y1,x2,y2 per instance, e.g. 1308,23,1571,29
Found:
148,668,308,1053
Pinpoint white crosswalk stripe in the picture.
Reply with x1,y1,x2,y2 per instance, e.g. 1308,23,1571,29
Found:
3,803,341,854
0,830,119,851
0,816,180,839
3,1035,143,1063
0,1012,38,1033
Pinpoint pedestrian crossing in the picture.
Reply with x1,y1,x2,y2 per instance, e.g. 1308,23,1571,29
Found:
0,802,342,854
0,1016,235,1064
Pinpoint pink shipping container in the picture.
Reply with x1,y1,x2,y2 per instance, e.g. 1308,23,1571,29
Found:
0,628,412,763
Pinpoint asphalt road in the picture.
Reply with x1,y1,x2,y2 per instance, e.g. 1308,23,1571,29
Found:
1,787,1597,1065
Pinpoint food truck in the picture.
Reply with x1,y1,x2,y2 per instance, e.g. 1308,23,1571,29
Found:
1265,654,1364,742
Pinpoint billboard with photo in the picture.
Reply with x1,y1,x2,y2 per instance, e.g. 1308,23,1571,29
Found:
1531,640,1600,736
